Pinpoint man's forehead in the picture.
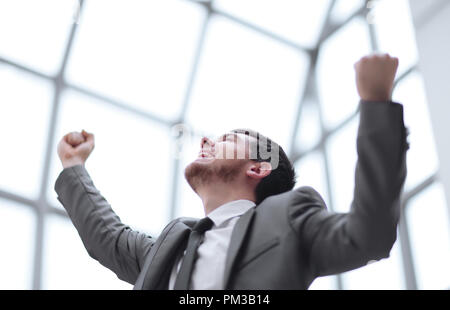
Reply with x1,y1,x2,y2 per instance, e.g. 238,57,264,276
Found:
215,132,257,143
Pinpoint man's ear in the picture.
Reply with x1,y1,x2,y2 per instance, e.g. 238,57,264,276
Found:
246,162,272,180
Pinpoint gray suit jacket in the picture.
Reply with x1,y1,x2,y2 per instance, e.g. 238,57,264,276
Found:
55,101,408,290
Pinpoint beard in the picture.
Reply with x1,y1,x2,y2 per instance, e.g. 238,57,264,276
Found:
184,159,248,193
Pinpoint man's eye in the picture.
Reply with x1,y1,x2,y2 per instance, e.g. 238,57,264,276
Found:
219,135,235,142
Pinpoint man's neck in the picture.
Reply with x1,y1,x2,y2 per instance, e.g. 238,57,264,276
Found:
197,183,255,216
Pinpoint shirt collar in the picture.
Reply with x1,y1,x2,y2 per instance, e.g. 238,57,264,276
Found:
207,200,256,227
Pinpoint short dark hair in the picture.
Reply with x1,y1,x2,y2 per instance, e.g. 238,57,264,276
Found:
232,129,296,205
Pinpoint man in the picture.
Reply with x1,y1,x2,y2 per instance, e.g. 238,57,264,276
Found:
55,54,408,289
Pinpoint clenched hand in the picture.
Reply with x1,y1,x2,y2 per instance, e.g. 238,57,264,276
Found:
57,130,95,169
355,53,399,102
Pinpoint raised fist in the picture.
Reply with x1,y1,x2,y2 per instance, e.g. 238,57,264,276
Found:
354,53,399,102
66,131,85,147
57,130,95,169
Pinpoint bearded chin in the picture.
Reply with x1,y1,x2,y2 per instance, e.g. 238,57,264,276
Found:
184,160,247,193
184,161,214,192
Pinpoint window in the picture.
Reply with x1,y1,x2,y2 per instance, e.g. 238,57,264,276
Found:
66,0,206,121
327,118,359,213
48,89,172,234
294,151,330,207
175,131,206,219
0,199,35,289
186,15,309,152
0,0,74,75
330,0,365,23
42,214,132,289
316,17,371,129
0,65,52,199
0,0,446,290
393,72,439,191
214,0,331,48
296,100,322,153
341,240,405,289
406,182,450,290
372,0,419,75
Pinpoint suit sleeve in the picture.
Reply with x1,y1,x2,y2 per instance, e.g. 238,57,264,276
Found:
289,101,408,277
54,165,156,284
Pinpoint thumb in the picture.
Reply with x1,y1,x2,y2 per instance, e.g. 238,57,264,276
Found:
81,129,95,144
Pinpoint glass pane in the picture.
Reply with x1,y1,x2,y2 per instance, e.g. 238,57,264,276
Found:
66,0,206,121
392,72,439,191
47,89,172,235
42,214,132,289
295,150,338,289
213,0,331,48
372,0,419,75
174,130,206,219
326,117,359,213
309,275,338,290
294,151,330,207
0,199,35,289
406,182,450,290
317,17,371,129
0,65,52,199
330,0,365,23
296,100,322,153
0,0,74,75
186,15,309,155
341,239,405,289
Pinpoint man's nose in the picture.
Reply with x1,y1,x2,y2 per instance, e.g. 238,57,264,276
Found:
201,137,214,150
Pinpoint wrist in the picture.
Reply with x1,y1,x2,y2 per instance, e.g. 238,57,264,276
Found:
360,88,392,102
361,95,391,102
61,158,85,169
361,98,391,104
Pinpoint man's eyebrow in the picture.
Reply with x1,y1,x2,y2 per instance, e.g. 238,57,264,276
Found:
217,133,241,141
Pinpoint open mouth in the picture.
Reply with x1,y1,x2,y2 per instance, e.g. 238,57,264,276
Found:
198,151,214,159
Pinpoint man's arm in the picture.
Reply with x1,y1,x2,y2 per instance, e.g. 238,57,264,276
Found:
55,130,155,284
289,54,408,277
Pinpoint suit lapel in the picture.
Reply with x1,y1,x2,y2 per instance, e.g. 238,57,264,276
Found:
222,207,256,289
136,221,192,290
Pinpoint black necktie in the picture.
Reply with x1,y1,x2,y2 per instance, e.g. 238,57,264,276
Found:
173,217,214,290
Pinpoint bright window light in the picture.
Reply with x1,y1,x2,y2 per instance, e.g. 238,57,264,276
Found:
175,131,206,219
296,100,322,153
42,214,133,289
47,89,172,235
214,0,331,48
0,0,75,75
327,117,359,213
0,199,35,289
372,0,419,75
330,0,365,23
406,182,450,290
393,72,439,191
317,17,371,129
294,151,330,207
0,65,52,199
309,275,338,290
66,0,206,121
0,0,447,291
186,15,309,154
341,240,405,289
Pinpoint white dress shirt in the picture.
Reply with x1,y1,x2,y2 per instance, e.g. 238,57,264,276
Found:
168,199,256,290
